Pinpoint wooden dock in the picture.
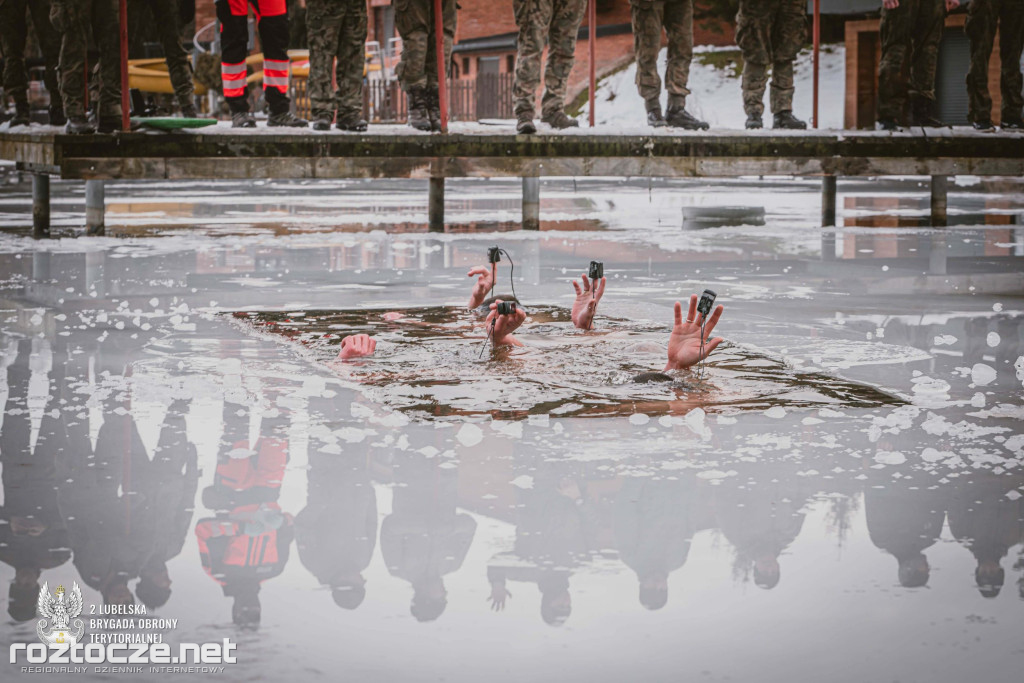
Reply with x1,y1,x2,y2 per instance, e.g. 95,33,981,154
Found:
3,125,1023,235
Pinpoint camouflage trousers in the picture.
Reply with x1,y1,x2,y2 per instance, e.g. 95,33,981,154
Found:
878,0,945,121
127,0,195,109
49,0,122,118
394,0,456,92
513,0,586,118
306,0,367,119
630,0,693,112
965,0,1024,124
735,0,806,117
0,0,63,108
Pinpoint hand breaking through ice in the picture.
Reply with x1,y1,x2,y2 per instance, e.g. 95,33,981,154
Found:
664,294,724,371
571,274,606,330
485,299,526,347
339,333,376,360
467,263,496,309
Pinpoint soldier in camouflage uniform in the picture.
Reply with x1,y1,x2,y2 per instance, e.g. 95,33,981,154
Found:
631,0,708,130
876,0,957,130
0,0,65,126
395,0,457,132
306,0,368,131
513,0,586,134
964,0,1024,130
127,0,197,117
735,0,807,130
49,0,122,134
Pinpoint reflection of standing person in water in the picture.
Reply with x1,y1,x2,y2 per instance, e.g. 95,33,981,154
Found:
136,399,200,611
486,468,591,626
380,451,476,622
296,394,377,611
715,465,810,590
614,473,706,609
948,473,1024,598
0,340,72,622
195,401,294,629
863,453,946,589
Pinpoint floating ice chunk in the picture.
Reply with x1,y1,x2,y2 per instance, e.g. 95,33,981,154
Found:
874,451,906,465
970,392,986,408
629,413,650,426
697,469,737,480
456,423,483,447
228,447,255,459
764,406,786,419
528,414,550,426
1006,490,1022,501
986,332,1001,348
511,475,534,489
418,446,439,458
376,412,409,428
337,427,368,443
921,447,953,463
971,363,997,386
934,334,957,346
351,403,373,419
492,421,523,439
1004,434,1024,455
149,298,159,307
802,417,823,425
717,415,737,425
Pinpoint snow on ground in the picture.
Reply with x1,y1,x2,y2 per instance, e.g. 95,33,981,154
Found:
580,44,847,130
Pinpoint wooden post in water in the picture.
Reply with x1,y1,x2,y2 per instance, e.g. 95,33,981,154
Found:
821,174,836,227
522,176,540,230
428,176,445,231
32,174,50,238
119,0,129,131
588,0,596,127
86,180,106,235
930,175,948,227
433,0,448,133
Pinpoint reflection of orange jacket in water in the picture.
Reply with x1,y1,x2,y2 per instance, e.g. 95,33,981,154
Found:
195,436,293,594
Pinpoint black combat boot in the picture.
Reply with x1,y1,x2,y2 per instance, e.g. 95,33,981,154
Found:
181,103,198,119
11,101,31,127
647,106,667,128
877,118,899,131
48,104,67,126
909,96,943,127
407,87,431,131
311,112,333,131
231,111,257,128
516,112,536,134
268,110,308,127
426,89,442,132
65,115,95,135
336,111,368,132
1001,117,1024,131
773,111,807,130
542,110,579,129
972,119,994,131
745,112,763,129
665,106,709,130
97,115,121,133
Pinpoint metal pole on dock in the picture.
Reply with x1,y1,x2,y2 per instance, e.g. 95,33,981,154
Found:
522,177,540,230
821,174,836,227
930,175,948,227
433,0,449,133
588,0,596,127
119,0,129,131
812,0,820,129
32,174,50,238
428,177,445,231
86,180,106,235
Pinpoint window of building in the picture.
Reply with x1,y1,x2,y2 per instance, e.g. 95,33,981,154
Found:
463,57,471,75
506,55,514,73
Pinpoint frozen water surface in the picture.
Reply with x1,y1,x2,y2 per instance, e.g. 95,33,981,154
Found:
0,169,1022,682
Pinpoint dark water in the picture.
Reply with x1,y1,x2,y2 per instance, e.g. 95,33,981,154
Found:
0,175,1021,682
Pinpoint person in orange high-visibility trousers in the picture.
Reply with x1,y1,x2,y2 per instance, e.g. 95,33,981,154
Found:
216,0,309,127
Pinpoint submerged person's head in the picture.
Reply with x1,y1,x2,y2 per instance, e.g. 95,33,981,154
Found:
633,372,673,384
897,554,930,588
753,556,781,590
137,559,172,610
975,562,1005,599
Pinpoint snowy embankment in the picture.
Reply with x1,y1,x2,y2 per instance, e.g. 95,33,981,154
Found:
580,44,846,130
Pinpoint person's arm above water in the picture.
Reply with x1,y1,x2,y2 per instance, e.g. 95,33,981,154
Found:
485,299,526,347
338,334,376,360
571,274,606,330
664,294,724,371
467,263,497,310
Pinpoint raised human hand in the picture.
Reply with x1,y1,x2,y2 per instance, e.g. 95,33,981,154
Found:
664,294,724,371
467,263,496,309
485,299,526,346
571,274,606,330
488,583,512,611
338,333,376,360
